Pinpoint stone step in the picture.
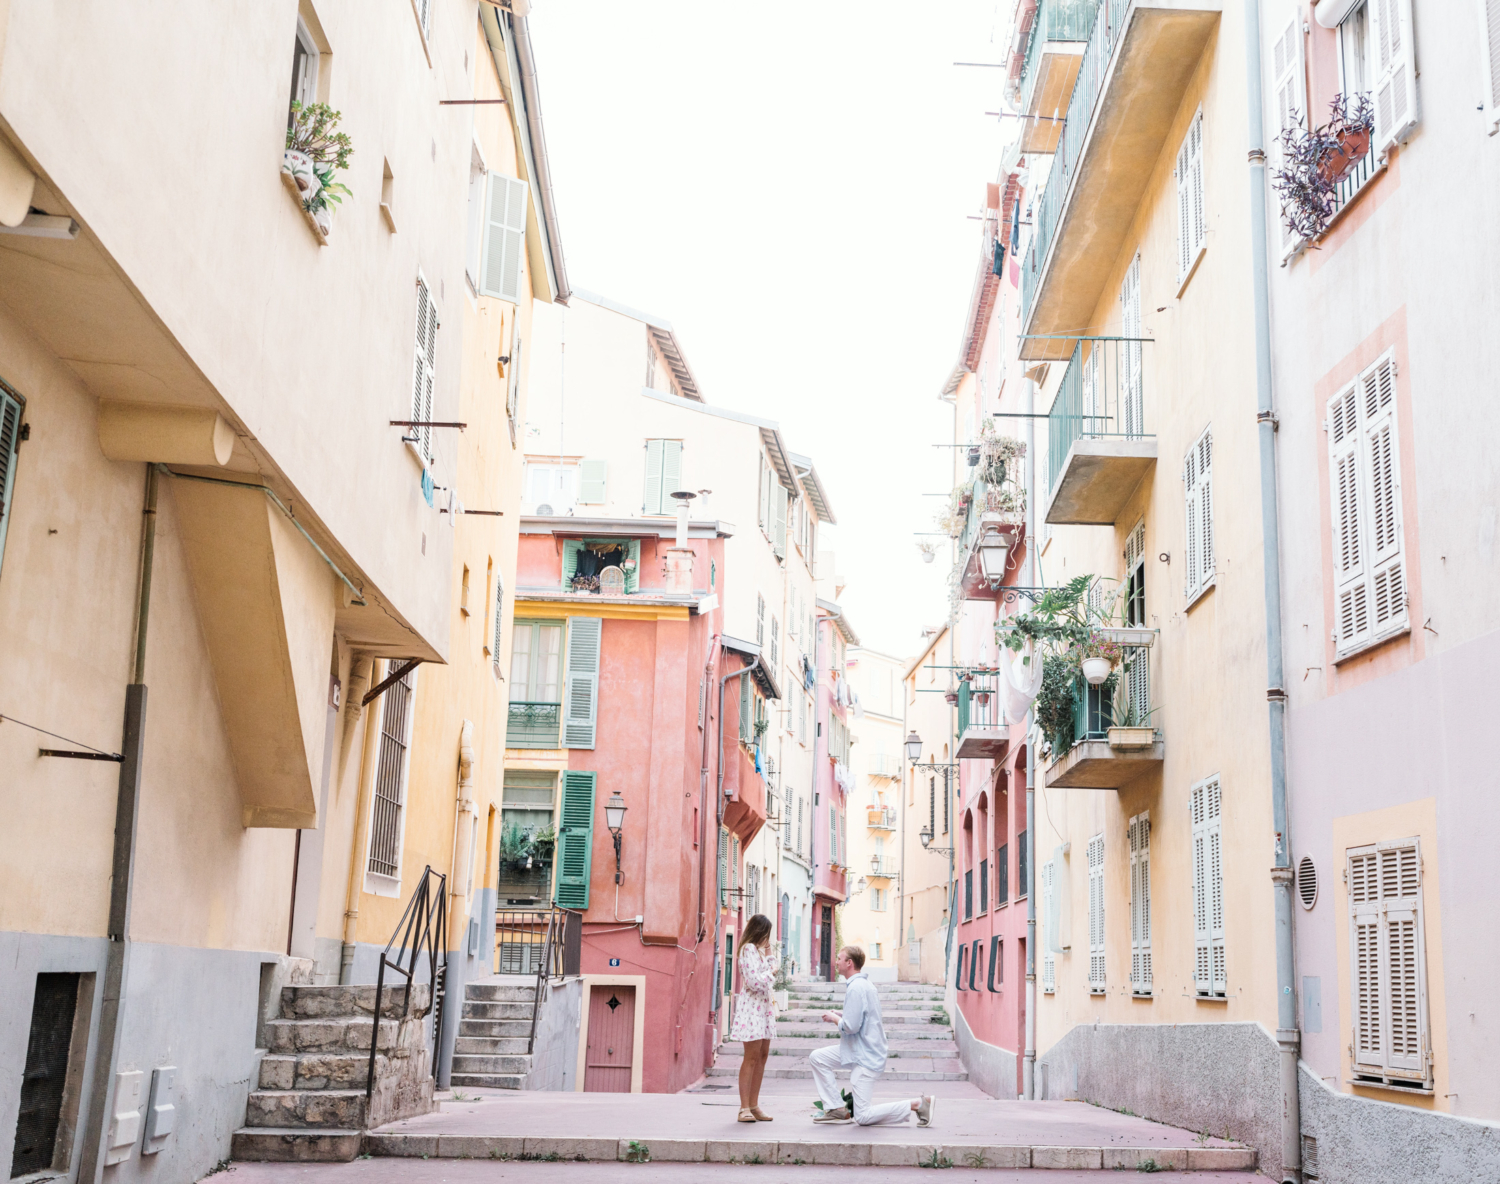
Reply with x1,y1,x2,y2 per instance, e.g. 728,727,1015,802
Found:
724,1040,959,1058
279,983,429,1020
449,1072,527,1091
454,1036,530,1056
707,1059,968,1082
459,1001,537,1021
244,1089,368,1130
264,1017,405,1055
464,983,539,1003
231,1126,363,1163
773,1023,953,1038
258,1054,381,1091
457,1018,532,1038
451,1052,533,1076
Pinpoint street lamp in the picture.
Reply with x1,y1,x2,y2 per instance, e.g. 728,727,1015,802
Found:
976,524,1011,586
905,731,923,762
605,791,627,884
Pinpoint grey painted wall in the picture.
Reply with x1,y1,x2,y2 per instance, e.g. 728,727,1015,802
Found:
1036,1021,1283,1181
1299,1063,1500,1183
951,999,1014,1100
524,978,582,1091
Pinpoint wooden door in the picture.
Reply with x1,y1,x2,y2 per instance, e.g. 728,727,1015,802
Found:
819,905,833,980
583,985,635,1092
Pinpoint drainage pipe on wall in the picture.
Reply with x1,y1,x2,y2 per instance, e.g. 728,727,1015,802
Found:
1022,373,1037,1101
712,656,760,1014
77,465,157,1184
1242,1,1301,1178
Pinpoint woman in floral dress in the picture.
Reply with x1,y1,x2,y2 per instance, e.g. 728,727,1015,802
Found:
731,913,777,1121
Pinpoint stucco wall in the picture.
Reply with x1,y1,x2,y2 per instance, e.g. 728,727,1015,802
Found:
952,998,1015,1101
524,977,582,1092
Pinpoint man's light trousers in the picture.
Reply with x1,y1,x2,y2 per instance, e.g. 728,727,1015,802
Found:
808,1045,912,1126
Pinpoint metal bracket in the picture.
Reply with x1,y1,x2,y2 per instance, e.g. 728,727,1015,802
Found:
39,748,123,762
1256,410,1279,430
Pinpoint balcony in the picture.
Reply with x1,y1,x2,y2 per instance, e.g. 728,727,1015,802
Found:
866,806,896,831
507,701,561,748
868,856,898,879
955,670,1010,760
867,753,900,779
1020,0,1220,356
1045,337,1156,525
1018,0,1097,154
1044,645,1162,788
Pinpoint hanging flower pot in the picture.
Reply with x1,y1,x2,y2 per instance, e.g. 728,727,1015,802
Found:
974,691,991,706
1081,657,1114,686
966,446,981,467
1319,125,1371,185
943,691,959,706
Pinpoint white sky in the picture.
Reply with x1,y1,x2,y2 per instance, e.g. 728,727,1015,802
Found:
527,1,1019,659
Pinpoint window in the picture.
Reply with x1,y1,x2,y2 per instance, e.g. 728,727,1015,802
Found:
955,943,966,990
964,869,973,921
481,174,529,304
1042,861,1056,993
988,935,1002,992
1347,839,1430,1087
771,482,788,560
1123,521,1150,721
1087,833,1105,993
872,942,883,960
554,770,596,909
758,453,771,531
465,146,487,291
1336,0,1417,151
563,538,641,595
1174,108,1205,285
756,593,765,644
411,276,438,463
1017,829,1028,899
1129,812,1152,996
526,461,578,514
783,788,793,844
978,859,988,915
969,939,981,991
1482,0,1500,134
490,570,504,675
997,843,1009,904
578,459,606,504
1191,777,1226,997
499,773,556,903
770,617,779,667
1120,254,1143,436
289,18,320,111
413,0,433,41
562,616,602,749
643,439,683,515
829,804,839,865
367,663,418,891
796,795,803,856
1327,351,1407,656
1184,426,1214,603
509,621,563,702
0,381,23,582
871,887,887,912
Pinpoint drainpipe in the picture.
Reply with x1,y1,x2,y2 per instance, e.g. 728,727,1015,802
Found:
1023,374,1037,1100
1243,1,1300,1178
696,633,722,941
77,465,156,1184
713,657,760,1013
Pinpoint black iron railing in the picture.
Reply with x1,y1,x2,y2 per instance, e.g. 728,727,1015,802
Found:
496,907,567,1054
366,865,447,1102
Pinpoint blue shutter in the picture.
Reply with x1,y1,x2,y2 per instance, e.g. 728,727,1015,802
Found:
554,770,596,909
0,388,21,580
563,616,601,748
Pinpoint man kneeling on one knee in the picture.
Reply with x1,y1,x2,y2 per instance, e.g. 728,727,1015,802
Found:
810,946,935,1128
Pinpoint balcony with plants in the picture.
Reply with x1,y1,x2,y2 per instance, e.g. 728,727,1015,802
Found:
1014,0,1097,155
866,803,896,831
998,575,1160,788
940,426,1028,618
954,668,1010,761
1018,0,1219,357
1044,335,1156,525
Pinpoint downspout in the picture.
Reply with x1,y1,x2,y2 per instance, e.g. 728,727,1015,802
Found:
436,720,477,1088
696,634,722,941
1244,2,1300,1178
1023,373,1037,1100
78,465,156,1184
713,657,760,1013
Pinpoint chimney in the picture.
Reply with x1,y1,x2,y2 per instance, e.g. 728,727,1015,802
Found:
663,491,697,593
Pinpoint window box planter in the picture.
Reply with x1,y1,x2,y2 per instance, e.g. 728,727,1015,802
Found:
1319,127,1371,185
1107,726,1155,750
1095,627,1155,648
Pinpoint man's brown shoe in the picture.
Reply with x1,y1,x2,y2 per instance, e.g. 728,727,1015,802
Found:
813,1106,852,1124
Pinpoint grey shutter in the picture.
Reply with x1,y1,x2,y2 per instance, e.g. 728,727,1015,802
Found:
481,173,529,303
1192,778,1226,996
0,388,21,578
1361,354,1406,637
563,616,602,748
506,327,523,443
578,459,607,504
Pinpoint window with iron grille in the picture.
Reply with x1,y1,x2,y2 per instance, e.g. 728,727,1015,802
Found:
367,664,417,886
979,858,988,914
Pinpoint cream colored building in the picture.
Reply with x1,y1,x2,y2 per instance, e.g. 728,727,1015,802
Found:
0,2,562,1180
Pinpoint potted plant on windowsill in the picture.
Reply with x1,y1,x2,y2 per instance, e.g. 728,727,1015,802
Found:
1318,93,1374,185
282,101,353,243
531,825,557,866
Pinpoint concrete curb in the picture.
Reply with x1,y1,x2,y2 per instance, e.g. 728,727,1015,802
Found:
363,1131,1257,1170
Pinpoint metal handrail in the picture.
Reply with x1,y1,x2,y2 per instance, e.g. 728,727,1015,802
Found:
1019,0,1102,117
366,865,448,1102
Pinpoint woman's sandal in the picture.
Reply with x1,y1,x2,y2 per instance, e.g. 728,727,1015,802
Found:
737,1108,756,1123
750,1107,773,1122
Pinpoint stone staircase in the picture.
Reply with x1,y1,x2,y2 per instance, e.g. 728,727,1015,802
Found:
231,983,436,1162
713,977,965,1082
449,977,539,1090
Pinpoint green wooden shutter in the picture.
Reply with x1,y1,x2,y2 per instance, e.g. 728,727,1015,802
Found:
623,538,641,594
644,439,664,514
578,459,607,504
0,388,21,580
563,616,602,748
562,539,583,591
554,770,596,909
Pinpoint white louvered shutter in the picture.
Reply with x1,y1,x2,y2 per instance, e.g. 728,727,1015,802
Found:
412,276,437,463
662,440,683,506
1482,0,1500,134
1362,355,1406,636
1120,256,1143,436
1370,0,1418,152
1271,17,1307,257
1348,848,1384,1073
1042,860,1056,993
562,616,602,748
1174,110,1205,283
643,439,664,514
1087,834,1105,991
578,459,607,504
1328,383,1370,650
491,574,504,674
0,387,21,578
1183,426,1213,600
773,483,788,559
1348,841,1429,1083
1129,813,1152,994
1191,778,1225,996
481,173,529,303
506,320,523,442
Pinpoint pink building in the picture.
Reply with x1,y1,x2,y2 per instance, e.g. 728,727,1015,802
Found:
507,514,775,1092
810,600,857,979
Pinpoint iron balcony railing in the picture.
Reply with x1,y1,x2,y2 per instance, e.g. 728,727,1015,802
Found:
956,669,1005,736
869,856,898,878
1067,647,1153,748
1046,336,1151,497
1019,0,1103,117
507,701,561,748
866,806,896,831
1022,0,1132,323
494,908,566,1054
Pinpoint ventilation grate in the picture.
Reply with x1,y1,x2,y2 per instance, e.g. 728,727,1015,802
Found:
1297,855,1318,909
11,973,80,1178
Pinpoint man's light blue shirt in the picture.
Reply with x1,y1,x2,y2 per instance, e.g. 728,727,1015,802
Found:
835,972,888,1072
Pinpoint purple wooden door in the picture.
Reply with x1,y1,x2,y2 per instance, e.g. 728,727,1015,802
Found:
583,985,635,1092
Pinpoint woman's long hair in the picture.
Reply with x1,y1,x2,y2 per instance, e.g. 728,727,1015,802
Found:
741,913,773,950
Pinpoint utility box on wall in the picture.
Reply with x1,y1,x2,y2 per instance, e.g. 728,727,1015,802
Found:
143,1066,177,1154
104,1071,143,1165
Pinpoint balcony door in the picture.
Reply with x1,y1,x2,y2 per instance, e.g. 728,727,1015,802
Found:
508,620,563,748
498,772,556,908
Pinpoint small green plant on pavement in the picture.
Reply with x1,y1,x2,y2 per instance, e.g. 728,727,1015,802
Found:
918,1148,954,1169
624,1140,651,1164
